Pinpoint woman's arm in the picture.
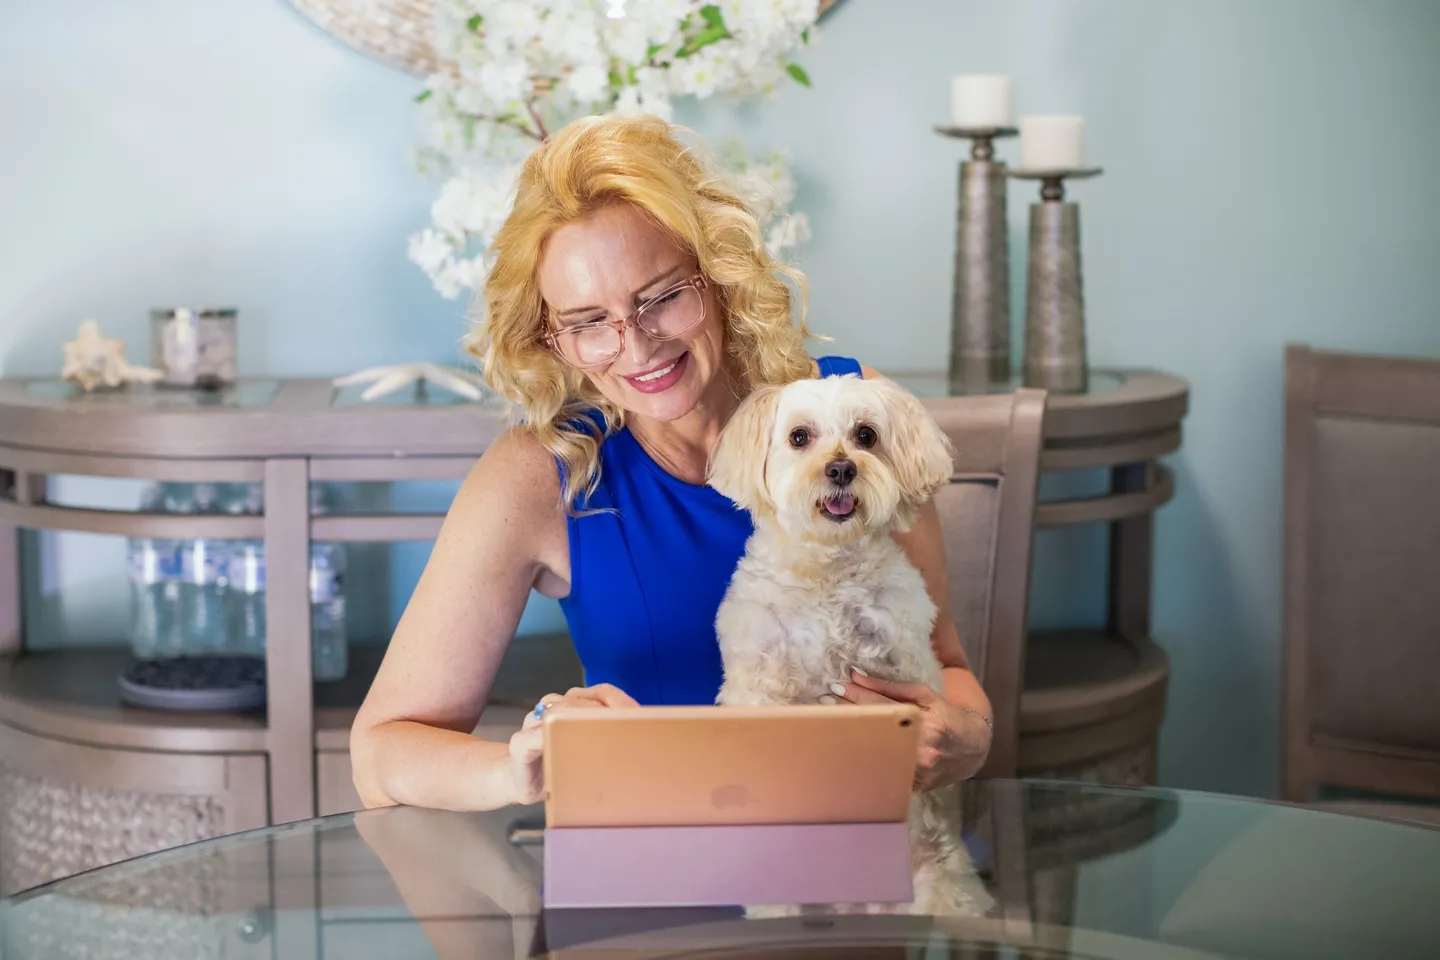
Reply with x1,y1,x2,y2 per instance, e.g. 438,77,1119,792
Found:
891,498,993,718
837,499,995,788
349,426,570,812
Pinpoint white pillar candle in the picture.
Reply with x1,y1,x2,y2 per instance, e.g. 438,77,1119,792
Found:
1019,115,1085,170
950,75,1012,128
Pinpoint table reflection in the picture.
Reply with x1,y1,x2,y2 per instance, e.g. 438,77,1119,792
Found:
354,798,995,958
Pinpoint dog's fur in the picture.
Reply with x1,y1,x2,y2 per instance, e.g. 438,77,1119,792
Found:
708,374,992,917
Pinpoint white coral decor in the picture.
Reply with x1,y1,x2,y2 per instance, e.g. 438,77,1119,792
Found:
60,320,163,392
408,0,819,299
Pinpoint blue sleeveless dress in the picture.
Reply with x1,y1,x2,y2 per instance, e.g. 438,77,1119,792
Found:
559,356,863,705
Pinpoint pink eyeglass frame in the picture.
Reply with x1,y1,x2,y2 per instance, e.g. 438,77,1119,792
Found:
542,272,709,369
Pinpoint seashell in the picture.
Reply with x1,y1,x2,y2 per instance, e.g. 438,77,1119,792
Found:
61,320,165,392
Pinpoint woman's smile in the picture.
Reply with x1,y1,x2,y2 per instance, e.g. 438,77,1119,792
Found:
622,351,690,394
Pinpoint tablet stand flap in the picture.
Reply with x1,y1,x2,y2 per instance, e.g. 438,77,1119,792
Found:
542,821,914,909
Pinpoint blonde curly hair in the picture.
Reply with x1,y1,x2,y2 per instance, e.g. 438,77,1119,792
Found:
465,113,818,513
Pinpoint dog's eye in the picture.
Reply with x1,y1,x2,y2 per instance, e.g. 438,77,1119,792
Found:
855,425,878,448
788,427,810,448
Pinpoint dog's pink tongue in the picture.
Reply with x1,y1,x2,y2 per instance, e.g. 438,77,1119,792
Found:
824,495,856,516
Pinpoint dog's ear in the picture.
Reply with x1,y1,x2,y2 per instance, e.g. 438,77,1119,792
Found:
708,384,783,514
872,377,954,522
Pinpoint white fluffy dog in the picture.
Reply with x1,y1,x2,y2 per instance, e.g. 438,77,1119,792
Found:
707,373,992,918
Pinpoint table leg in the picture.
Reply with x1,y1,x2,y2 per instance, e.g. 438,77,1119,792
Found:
1108,462,1153,644
0,520,18,657
0,470,44,657
266,458,316,824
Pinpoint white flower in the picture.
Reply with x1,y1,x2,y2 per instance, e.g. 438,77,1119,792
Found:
539,11,602,62
725,147,800,226
632,65,674,120
492,1,543,38
431,178,473,238
764,211,811,257
605,17,654,64
638,89,674,121
614,85,644,114
637,0,694,33
432,257,485,300
749,151,798,206
478,59,530,106
408,228,458,276
672,47,721,99
445,80,478,115
566,62,612,104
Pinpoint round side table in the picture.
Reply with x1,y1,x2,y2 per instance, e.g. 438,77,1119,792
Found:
896,369,1188,787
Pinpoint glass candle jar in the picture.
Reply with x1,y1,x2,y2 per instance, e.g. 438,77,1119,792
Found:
151,308,238,389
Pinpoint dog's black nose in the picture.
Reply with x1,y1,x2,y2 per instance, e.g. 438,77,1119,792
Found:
826,459,856,486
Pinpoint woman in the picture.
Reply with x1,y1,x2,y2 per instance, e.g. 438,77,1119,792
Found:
350,113,993,811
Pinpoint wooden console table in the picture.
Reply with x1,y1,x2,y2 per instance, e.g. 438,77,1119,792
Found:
0,370,1186,893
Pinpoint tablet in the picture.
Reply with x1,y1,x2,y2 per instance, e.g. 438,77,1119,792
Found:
542,704,921,828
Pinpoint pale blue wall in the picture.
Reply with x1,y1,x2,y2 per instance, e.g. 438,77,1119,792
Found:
2,0,1437,798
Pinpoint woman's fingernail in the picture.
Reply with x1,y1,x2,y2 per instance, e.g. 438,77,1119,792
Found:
818,695,837,705
853,667,869,677
829,682,847,697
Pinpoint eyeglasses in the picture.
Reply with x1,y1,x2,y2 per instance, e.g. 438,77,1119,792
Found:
543,273,709,369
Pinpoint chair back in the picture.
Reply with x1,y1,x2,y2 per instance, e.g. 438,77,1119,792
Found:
1283,344,1440,801
925,388,1047,778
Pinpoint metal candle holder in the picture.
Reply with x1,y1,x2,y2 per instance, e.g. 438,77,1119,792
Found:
935,124,1018,391
1010,167,1103,394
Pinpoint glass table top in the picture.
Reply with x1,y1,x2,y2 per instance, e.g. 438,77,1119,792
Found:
329,379,490,408
20,378,489,411
892,370,1128,399
23,379,282,408
3,779,1439,959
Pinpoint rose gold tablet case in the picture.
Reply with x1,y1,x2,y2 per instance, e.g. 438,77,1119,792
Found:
542,704,922,828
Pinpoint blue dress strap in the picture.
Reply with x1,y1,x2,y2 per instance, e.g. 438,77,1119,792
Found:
816,355,863,378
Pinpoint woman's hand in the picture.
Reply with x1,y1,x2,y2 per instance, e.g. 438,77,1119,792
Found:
507,683,639,805
829,671,993,791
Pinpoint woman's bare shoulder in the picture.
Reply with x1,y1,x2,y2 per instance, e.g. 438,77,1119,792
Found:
481,424,561,480
441,423,571,589
457,424,562,519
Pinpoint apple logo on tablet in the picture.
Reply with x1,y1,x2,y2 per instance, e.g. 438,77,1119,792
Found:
711,784,752,809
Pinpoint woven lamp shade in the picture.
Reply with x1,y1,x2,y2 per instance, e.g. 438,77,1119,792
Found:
289,0,441,75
